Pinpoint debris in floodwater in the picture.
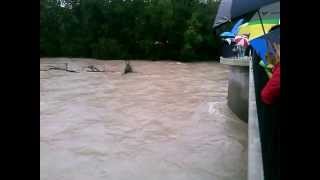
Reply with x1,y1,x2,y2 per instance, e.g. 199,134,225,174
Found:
41,64,79,73
85,65,105,72
122,60,134,75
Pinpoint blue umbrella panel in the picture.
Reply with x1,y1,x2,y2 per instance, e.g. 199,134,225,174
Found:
219,18,245,38
250,26,280,64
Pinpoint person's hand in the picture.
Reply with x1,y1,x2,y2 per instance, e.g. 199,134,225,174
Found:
267,64,274,69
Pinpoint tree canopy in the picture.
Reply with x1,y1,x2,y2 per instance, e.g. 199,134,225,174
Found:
40,0,221,61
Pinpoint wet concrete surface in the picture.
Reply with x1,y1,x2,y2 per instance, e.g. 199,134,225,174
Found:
40,58,248,180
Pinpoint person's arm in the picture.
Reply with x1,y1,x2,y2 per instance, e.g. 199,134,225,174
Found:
266,64,274,79
261,65,280,104
266,70,272,79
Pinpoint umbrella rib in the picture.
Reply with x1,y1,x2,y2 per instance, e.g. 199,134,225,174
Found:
257,10,266,35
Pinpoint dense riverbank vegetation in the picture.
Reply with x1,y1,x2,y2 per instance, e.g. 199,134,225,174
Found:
40,0,221,61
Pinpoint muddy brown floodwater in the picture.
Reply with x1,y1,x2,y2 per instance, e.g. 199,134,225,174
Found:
40,58,248,180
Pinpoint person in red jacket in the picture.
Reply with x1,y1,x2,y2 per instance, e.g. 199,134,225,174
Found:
261,43,280,105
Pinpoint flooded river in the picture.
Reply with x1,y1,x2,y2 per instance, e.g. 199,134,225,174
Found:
40,58,247,180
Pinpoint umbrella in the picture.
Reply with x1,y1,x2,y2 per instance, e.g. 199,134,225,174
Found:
234,35,249,48
220,18,245,38
220,32,236,38
213,0,279,29
237,1,280,41
250,26,280,64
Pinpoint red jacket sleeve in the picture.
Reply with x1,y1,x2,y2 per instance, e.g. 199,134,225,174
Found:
261,64,280,105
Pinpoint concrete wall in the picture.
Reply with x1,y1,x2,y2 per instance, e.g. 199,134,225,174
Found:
220,57,264,180
248,61,264,180
227,65,249,122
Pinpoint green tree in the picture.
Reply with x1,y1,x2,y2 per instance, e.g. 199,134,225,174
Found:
40,0,221,61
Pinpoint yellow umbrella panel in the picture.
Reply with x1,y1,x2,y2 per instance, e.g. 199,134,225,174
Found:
238,20,279,41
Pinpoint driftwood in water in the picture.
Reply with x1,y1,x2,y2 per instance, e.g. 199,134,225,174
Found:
41,65,79,73
86,65,105,72
122,60,133,75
